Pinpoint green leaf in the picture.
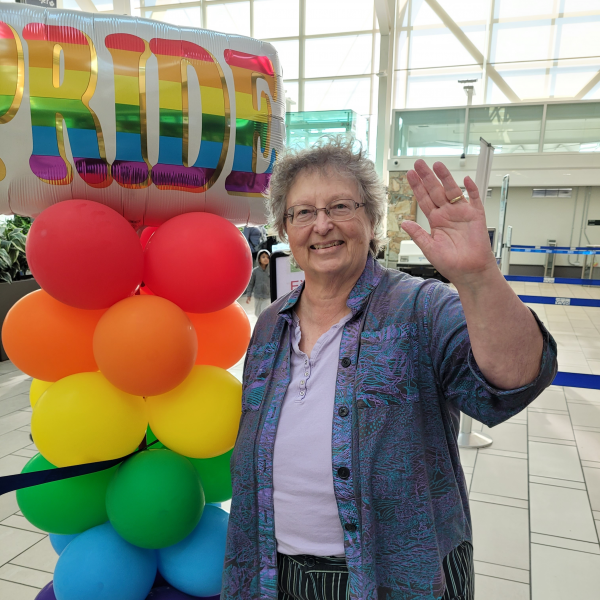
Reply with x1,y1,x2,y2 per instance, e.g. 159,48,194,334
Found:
0,248,12,269
0,271,13,283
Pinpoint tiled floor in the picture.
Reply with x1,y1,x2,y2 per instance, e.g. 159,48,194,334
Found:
1,289,600,599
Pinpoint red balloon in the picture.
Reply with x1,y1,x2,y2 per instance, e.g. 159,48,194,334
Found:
27,201,144,310
139,227,157,248
144,213,252,313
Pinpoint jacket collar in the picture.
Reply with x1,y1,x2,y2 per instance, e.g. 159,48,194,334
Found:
278,254,384,317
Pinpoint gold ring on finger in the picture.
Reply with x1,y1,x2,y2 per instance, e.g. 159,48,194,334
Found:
449,195,463,204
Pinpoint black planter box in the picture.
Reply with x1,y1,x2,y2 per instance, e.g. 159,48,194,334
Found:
0,277,40,361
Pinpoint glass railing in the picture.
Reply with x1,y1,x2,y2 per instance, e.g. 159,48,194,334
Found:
392,101,600,157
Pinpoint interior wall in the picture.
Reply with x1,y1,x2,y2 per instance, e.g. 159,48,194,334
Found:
415,185,600,271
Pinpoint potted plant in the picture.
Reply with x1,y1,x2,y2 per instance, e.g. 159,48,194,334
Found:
0,216,40,361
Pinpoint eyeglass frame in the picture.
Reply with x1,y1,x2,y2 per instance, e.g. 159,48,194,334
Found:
284,200,366,227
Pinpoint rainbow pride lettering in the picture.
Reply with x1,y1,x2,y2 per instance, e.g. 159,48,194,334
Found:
105,34,152,189
224,50,277,196
23,24,112,188
0,21,24,181
149,38,230,192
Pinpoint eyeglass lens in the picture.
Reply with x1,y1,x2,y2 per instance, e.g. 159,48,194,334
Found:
288,200,356,226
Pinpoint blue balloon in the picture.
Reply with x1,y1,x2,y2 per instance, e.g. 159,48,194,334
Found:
54,522,157,600
158,505,228,598
49,533,79,555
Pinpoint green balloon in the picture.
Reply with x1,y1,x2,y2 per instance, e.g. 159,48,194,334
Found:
187,449,233,503
106,449,204,549
16,453,115,535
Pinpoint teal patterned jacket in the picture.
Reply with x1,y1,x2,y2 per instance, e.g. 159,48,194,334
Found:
223,256,557,600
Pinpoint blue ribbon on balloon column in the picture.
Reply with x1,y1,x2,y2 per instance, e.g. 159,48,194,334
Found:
0,440,159,497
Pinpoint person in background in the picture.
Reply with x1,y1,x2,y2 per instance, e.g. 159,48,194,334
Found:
243,225,267,264
245,249,271,317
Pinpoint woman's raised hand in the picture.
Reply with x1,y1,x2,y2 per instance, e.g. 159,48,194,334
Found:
401,159,498,287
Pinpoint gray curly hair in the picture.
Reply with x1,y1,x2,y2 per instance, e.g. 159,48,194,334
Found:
265,137,388,256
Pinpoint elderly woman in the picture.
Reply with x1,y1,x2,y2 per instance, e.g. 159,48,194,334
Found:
223,139,557,600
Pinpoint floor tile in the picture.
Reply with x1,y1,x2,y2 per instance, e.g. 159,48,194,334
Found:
0,395,30,419
0,454,29,477
0,411,31,437
529,475,586,490
531,544,600,600
10,537,57,573
473,560,529,584
530,532,600,554
529,441,584,482
573,429,600,462
529,412,574,441
531,389,568,411
0,516,44,534
0,564,52,589
474,574,529,600
530,483,597,543
569,402,600,428
0,492,18,522
565,387,600,404
470,501,529,570
480,422,527,454
583,467,600,512
459,448,477,468
0,579,40,600
0,526,45,566
471,453,528,500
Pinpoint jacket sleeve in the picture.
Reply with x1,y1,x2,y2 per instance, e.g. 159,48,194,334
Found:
245,269,256,297
424,281,558,428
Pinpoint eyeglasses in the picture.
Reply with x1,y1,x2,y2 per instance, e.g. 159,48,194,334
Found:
284,199,366,227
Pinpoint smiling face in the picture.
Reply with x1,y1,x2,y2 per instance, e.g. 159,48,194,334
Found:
285,168,374,283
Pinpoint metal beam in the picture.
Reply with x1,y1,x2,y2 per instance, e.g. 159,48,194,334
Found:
424,0,521,103
375,0,396,180
575,69,600,100
374,0,393,34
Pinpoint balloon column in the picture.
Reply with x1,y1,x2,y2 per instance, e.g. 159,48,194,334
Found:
1,200,253,600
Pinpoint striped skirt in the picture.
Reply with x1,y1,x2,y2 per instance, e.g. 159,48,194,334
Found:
277,541,474,600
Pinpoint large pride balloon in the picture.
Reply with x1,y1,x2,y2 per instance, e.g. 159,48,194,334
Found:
0,4,283,227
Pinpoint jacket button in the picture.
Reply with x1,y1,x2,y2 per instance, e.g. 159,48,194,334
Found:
338,406,349,417
344,523,357,532
337,467,350,479
341,357,351,368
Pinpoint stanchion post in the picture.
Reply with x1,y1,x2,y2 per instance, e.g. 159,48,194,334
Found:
458,138,496,449
458,413,493,449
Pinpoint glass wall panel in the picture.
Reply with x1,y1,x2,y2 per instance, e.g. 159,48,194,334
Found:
304,78,371,115
406,71,483,109
150,6,202,26
254,0,299,39
283,81,299,112
268,40,299,79
495,0,555,19
409,28,485,69
305,35,372,78
467,105,543,153
543,102,600,152
305,0,374,35
394,109,466,156
206,2,251,36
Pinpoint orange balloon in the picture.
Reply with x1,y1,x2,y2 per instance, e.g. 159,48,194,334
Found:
186,302,251,369
93,295,198,396
2,290,104,381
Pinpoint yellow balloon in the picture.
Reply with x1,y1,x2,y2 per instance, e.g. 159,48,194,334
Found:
31,372,147,467
147,365,241,459
30,379,53,408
